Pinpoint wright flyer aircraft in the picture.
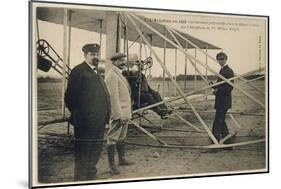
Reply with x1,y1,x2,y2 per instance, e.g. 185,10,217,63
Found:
34,5,266,152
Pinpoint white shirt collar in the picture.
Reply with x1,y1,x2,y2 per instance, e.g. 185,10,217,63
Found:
111,65,123,73
222,63,228,68
115,66,123,73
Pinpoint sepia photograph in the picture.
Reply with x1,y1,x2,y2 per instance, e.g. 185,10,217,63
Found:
29,1,268,188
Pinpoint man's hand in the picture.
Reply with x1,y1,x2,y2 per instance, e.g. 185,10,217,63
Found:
136,77,142,85
119,119,128,125
212,89,217,95
209,81,217,90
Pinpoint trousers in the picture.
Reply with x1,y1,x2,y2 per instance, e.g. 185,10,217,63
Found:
212,108,229,142
140,90,168,115
74,140,103,181
106,119,128,145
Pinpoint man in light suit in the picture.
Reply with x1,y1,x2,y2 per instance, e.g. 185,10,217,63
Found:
211,52,234,144
105,52,134,175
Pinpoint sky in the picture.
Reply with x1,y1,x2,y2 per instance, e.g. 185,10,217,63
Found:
36,8,267,78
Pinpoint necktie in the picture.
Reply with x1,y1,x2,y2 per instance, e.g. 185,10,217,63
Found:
93,67,97,73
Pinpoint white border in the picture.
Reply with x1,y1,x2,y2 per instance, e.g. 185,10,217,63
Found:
1,0,278,189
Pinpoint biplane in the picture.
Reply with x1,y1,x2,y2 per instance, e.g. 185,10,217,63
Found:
35,6,266,150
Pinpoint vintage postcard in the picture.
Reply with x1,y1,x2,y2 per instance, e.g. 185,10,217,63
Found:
29,1,268,188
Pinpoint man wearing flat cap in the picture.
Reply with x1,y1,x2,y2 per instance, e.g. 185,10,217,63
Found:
211,52,234,144
65,43,111,181
105,52,134,175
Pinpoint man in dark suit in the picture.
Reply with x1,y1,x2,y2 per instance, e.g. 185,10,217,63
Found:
65,44,111,181
122,54,172,119
212,52,234,143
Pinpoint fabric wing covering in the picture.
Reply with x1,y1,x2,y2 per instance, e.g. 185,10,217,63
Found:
37,7,221,49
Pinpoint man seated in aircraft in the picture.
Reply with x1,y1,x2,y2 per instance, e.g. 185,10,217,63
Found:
122,54,172,119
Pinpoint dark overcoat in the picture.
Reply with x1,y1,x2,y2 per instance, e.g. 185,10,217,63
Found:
214,65,234,110
65,62,111,140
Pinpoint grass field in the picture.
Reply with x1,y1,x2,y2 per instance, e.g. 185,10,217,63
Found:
36,79,266,184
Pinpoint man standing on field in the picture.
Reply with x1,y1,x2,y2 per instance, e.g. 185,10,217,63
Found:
211,52,234,144
105,52,134,175
65,43,111,181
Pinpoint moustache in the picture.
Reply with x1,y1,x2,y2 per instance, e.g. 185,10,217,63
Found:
91,58,99,64
119,63,126,67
